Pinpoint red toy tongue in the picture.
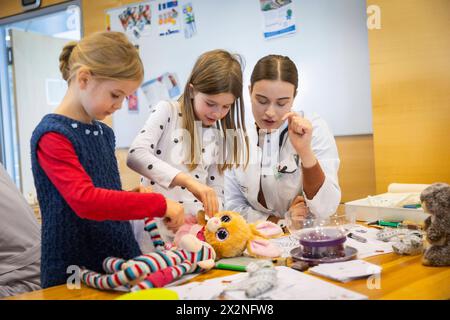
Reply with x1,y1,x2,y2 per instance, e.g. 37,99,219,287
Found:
197,226,206,242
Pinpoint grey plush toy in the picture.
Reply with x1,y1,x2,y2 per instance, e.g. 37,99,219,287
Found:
224,260,277,298
420,183,450,266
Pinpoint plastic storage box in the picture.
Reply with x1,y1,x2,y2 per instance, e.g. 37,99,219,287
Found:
345,193,430,223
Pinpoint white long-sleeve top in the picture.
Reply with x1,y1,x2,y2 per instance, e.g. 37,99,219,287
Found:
127,100,224,250
225,111,341,223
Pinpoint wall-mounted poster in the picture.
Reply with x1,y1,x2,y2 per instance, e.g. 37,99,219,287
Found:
128,91,139,112
157,0,181,37
182,3,197,38
141,72,181,109
106,2,152,42
259,0,296,40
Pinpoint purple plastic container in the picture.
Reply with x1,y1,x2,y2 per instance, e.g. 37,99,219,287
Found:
299,228,347,259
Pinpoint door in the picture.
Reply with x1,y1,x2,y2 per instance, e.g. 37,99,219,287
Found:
10,29,69,200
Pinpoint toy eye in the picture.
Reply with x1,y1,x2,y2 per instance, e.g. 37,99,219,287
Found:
216,228,229,241
220,215,231,223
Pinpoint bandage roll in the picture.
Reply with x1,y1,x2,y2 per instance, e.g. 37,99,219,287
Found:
387,183,430,193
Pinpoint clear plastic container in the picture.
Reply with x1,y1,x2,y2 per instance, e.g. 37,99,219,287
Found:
286,212,353,261
298,227,347,259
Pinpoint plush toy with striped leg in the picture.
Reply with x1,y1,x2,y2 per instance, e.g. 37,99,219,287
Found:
79,218,216,292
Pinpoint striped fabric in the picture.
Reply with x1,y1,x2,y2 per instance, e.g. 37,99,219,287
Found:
79,222,216,291
144,218,165,249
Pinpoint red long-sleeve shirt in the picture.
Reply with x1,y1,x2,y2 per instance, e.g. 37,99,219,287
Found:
37,132,166,221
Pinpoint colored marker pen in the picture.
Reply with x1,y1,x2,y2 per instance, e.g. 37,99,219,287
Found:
215,263,247,272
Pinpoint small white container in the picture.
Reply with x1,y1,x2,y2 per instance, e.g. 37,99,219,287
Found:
345,193,430,223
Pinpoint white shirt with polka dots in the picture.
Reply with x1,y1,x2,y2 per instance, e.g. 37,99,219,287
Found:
127,100,224,250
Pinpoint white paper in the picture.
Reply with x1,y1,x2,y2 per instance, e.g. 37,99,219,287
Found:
309,260,382,283
170,266,367,300
344,225,394,258
45,78,67,106
269,235,299,258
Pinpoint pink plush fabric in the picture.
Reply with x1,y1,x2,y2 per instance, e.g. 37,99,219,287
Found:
255,221,283,238
174,215,205,245
248,238,282,258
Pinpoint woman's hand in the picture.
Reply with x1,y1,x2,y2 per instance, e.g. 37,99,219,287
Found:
282,112,317,167
288,195,308,220
163,199,185,232
287,196,309,230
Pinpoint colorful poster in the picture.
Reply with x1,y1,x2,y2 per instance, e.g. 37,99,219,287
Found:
259,0,296,40
141,72,181,109
127,91,139,112
157,0,181,37
106,2,152,42
182,3,197,38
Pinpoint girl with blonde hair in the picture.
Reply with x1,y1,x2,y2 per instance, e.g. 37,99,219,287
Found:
30,31,184,288
127,49,249,247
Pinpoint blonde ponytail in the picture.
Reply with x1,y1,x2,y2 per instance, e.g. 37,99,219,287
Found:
59,31,144,84
59,41,77,81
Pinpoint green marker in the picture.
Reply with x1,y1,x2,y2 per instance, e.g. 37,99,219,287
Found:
378,220,401,228
215,263,247,272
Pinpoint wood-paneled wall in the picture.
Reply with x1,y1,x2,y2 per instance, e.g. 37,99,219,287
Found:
1,0,377,203
367,0,450,193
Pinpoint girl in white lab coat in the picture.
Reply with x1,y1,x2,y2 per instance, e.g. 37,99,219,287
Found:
225,55,341,224
127,49,249,248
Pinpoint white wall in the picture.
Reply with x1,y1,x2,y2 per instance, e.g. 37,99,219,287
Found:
113,0,373,148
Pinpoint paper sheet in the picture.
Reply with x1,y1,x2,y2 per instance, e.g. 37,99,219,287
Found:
170,266,367,300
344,225,394,259
309,260,382,283
269,235,299,258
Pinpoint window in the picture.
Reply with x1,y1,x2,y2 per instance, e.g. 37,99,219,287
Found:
0,1,82,194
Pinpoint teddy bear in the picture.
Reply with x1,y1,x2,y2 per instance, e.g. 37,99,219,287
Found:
420,182,450,266
175,210,284,259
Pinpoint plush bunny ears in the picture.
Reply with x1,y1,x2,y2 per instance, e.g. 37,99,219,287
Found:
251,221,284,238
247,221,283,258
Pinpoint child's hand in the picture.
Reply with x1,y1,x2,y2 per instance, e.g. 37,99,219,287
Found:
130,186,153,193
163,199,185,232
186,179,218,218
288,196,308,220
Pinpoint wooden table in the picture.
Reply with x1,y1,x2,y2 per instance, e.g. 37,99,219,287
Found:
6,246,450,300
5,204,450,300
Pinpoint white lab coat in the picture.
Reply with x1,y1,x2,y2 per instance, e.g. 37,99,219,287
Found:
225,111,341,223
127,100,224,250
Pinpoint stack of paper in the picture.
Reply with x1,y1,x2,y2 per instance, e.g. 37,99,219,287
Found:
170,266,368,300
309,260,382,283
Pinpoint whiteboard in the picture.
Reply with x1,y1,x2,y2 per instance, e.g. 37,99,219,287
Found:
111,0,373,148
